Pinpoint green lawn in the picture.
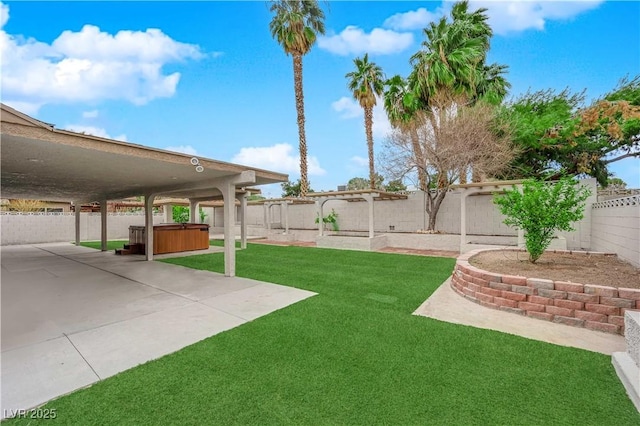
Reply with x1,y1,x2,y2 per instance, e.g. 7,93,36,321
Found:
12,243,639,425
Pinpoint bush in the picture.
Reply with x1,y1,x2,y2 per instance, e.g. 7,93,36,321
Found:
493,177,591,263
172,206,208,224
315,209,339,231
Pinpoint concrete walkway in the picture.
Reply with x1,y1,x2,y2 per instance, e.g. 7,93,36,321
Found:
415,278,625,355
1,243,316,416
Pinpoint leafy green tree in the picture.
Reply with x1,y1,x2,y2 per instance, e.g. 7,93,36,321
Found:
384,75,428,191
497,89,583,181
500,75,640,186
605,177,627,188
346,53,385,190
281,179,313,197
173,206,190,223
172,206,207,223
409,1,510,185
493,177,591,263
385,179,407,192
382,1,512,231
347,174,384,190
269,0,326,197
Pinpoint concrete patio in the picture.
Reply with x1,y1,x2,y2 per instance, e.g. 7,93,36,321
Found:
1,243,316,416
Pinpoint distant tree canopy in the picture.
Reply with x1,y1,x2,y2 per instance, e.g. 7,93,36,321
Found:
281,179,314,197
347,174,384,191
499,75,640,186
4,199,45,212
605,177,627,189
385,179,407,192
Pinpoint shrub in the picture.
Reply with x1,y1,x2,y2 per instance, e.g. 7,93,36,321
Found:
493,177,591,263
315,209,339,231
172,206,208,224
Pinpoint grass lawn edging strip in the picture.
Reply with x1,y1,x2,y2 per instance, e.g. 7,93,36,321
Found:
452,248,640,335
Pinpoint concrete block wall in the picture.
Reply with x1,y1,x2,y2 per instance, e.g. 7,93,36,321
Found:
1,213,163,245
591,195,640,267
240,187,592,249
0,180,607,250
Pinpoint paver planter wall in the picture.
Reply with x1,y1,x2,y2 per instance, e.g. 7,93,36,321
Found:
451,249,640,335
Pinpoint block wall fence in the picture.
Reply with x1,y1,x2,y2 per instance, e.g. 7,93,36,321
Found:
590,195,640,267
0,213,163,245
2,180,638,268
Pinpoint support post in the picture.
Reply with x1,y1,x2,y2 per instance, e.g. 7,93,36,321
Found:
282,201,289,235
316,200,324,236
163,203,173,223
221,181,236,277
516,184,525,248
215,170,256,276
189,199,199,223
239,194,247,249
74,202,81,246
364,194,375,238
100,200,108,251
262,204,267,230
460,191,467,249
145,194,156,261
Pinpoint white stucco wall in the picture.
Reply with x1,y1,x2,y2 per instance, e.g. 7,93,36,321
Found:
240,187,591,249
1,212,163,245
0,180,604,251
590,195,640,267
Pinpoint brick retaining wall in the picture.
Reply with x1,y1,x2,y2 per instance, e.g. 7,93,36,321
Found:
451,249,640,335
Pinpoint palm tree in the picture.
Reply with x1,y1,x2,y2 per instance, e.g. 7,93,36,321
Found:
384,75,428,191
409,1,506,184
410,11,488,104
346,53,385,190
269,0,325,197
475,63,511,105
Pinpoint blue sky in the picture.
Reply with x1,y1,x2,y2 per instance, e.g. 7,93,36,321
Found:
2,1,639,197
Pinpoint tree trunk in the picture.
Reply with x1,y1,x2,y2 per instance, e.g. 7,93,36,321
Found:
293,53,309,197
472,167,483,183
459,166,467,185
365,106,375,190
410,127,428,191
425,188,448,231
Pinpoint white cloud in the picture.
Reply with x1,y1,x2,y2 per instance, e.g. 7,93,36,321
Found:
469,0,603,35
350,156,369,168
164,145,199,155
63,124,127,141
331,96,361,119
231,143,326,176
0,2,8,29
383,7,444,31
331,97,392,139
82,110,99,118
3,100,42,116
0,2,204,113
318,26,413,56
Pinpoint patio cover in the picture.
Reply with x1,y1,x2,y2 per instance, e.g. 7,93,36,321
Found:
0,103,288,276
